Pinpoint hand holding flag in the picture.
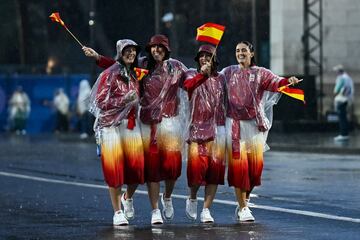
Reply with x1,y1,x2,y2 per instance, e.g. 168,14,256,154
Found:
49,12,84,47
278,79,305,103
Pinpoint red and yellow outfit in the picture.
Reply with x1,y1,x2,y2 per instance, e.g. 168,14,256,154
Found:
95,56,187,183
90,62,144,188
140,58,187,182
221,65,288,190
183,69,226,187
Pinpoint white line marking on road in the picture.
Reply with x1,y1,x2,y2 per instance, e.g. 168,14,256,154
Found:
1,171,359,223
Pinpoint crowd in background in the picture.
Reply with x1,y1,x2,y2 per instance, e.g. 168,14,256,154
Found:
6,79,94,139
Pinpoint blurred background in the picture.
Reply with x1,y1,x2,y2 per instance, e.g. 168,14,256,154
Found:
0,0,359,135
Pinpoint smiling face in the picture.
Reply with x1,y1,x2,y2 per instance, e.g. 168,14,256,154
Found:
235,43,254,68
150,44,166,62
121,46,137,66
198,51,212,67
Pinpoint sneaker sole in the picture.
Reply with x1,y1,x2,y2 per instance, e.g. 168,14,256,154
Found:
201,219,214,223
113,221,129,226
239,219,255,222
151,220,164,225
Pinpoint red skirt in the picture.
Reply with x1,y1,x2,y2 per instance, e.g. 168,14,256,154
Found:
187,140,226,187
100,121,145,188
141,117,183,182
226,118,265,190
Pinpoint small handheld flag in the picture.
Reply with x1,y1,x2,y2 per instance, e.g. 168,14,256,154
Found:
196,23,225,45
134,67,149,81
49,12,67,28
49,12,84,47
278,85,305,103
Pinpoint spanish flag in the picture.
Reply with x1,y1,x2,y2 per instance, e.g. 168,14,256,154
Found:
49,12,67,28
278,85,305,103
134,67,149,81
196,23,225,45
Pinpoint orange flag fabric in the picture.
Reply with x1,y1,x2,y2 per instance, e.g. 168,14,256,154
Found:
49,12,67,28
134,67,149,81
196,23,225,45
278,85,305,103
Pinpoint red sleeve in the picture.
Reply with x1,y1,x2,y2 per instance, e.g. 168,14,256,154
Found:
184,73,207,91
278,78,289,88
96,55,116,69
261,70,289,92
183,73,207,99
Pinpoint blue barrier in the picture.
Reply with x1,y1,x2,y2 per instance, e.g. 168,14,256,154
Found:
0,74,90,134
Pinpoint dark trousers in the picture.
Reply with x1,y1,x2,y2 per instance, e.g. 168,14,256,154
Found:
79,112,93,135
55,112,69,132
336,102,348,136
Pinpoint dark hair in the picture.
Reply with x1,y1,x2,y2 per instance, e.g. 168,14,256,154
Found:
146,45,170,72
237,41,256,66
196,52,218,75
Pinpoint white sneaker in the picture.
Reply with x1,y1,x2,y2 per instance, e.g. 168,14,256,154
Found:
160,194,174,220
113,210,129,226
151,209,164,224
121,193,134,220
200,208,214,223
236,206,255,222
334,135,349,141
185,198,197,220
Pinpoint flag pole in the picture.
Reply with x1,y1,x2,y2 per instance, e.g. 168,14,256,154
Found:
209,44,219,63
64,27,84,47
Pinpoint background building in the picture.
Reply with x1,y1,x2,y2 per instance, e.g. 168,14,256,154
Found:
0,0,359,133
271,0,360,123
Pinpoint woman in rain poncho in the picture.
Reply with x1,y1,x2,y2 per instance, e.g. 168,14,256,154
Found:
84,35,188,224
183,44,226,223
221,41,300,222
89,39,144,226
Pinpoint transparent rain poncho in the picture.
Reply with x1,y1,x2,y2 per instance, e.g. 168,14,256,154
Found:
183,69,227,186
89,62,140,143
139,58,188,125
184,69,226,144
221,65,284,152
138,58,188,181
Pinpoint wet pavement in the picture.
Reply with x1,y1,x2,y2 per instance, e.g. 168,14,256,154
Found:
268,130,360,154
0,131,359,239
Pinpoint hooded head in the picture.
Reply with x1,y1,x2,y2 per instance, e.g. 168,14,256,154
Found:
115,39,141,61
145,34,171,53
